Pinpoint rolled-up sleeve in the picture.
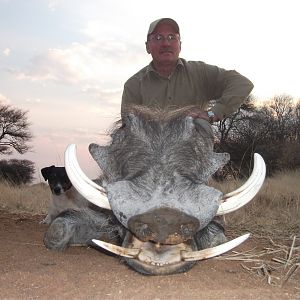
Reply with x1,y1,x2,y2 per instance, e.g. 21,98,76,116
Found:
204,64,254,118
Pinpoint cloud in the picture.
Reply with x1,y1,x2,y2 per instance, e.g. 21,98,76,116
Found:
27,99,119,144
0,93,10,105
13,36,146,87
25,98,42,104
45,127,103,143
47,0,59,11
8,32,148,115
81,84,122,104
14,47,83,83
3,48,11,56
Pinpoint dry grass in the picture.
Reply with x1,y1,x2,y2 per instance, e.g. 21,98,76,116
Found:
216,235,299,287
212,169,300,286
212,169,300,237
0,181,49,215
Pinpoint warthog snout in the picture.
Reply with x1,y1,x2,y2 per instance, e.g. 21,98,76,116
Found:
128,207,200,244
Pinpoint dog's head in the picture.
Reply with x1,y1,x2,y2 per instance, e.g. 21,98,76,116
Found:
41,165,72,195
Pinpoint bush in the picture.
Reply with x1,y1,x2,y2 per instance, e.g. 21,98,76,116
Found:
0,159,35,185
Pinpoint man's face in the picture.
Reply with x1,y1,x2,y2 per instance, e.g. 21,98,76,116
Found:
146,23,181,66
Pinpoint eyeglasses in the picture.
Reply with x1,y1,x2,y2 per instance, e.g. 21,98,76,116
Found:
148,33,180,44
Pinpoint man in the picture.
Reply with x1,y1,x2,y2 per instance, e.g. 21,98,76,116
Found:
121,18,254,123
121,18,254,248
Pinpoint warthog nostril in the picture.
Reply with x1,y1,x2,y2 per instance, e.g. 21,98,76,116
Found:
180,224,195,238
128,207,199,244
133,223,154,240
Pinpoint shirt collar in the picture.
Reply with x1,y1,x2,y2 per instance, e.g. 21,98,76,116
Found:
146,58,184,76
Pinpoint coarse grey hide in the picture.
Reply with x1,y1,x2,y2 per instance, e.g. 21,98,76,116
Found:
89,106,229,244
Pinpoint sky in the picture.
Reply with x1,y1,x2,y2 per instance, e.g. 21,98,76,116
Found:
0,0,299,182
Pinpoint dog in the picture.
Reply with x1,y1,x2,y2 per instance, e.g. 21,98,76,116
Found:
41,165,125,249
41,165,89,224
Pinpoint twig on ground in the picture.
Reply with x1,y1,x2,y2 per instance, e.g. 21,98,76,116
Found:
217,233,299,287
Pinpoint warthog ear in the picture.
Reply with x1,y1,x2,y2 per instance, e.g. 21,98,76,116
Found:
89,143,107,166
199,152,230,182
89,143,116,181
210,152,230,173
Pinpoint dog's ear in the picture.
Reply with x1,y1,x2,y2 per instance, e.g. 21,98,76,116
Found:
41,165,55,181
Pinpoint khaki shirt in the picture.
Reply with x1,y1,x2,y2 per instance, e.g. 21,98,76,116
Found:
121,58,253,118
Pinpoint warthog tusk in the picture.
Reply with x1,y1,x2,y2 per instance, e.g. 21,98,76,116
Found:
92,239,140,258
92,234,250,262
64,144,111,210
181,233,250,261
217,153,266,215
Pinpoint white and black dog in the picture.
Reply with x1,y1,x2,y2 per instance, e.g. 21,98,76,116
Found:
41,165,124,250
41,165,89,224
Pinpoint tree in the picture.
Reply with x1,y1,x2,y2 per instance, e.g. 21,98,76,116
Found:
0,159,35,185
0,104,33,155
0,104,35,184
215,95,256,145
292,99,300,142
213,95,262,178
265,94,295,142
214,94,300,177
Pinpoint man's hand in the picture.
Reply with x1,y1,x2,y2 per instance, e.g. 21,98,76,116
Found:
187,108,219,123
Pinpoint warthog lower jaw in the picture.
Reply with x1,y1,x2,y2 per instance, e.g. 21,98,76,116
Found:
93,232,197,275
93,233,194,265
92,233,250,265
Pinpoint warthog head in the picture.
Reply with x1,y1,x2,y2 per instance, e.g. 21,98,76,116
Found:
65,106,266,275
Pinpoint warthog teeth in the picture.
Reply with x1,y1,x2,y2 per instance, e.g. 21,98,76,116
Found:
217,153,266,215
181,233,250,261
150,261,169,266
64,144,111,210
92,239,140,258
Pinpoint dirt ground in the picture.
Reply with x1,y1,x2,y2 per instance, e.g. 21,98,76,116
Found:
0,211,299,300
